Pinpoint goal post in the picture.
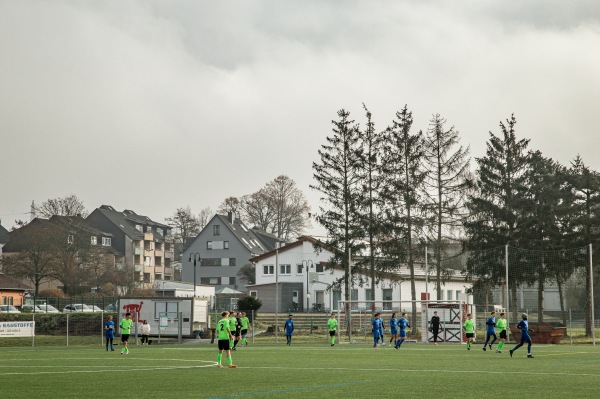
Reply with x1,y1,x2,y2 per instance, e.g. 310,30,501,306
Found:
337,300,467,344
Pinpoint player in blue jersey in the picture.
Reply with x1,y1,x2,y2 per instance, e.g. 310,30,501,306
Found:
104,315,115,351
372,313,382,348
510,313,534,358
395,313,410,349
284,314,294,345
483,311,497,351
379,314,385,345
389,313,399,345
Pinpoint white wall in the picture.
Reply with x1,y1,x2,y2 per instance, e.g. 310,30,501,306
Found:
254,239,472,312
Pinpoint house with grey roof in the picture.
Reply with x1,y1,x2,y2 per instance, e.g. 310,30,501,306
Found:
182,212,284,293
2,215,118,294
0,221,9,258
86,205,175,289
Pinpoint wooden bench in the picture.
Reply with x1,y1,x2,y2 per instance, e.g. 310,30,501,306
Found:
509,322,566,344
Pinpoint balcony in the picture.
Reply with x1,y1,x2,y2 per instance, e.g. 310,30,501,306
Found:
134,264,143,272
144,233,154,241
116,263,126,272
164,266,173,275
164,250,174,259
154,249,163,257
134,247,142,255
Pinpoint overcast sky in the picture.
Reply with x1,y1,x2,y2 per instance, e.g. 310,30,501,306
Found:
1,0,599,235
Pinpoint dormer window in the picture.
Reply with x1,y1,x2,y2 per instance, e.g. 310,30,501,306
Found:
136,225,142,232
102,237,112,246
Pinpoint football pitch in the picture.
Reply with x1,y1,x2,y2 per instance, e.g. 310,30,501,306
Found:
1,343,599,398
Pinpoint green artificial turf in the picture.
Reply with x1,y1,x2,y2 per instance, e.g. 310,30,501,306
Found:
1,342,599,398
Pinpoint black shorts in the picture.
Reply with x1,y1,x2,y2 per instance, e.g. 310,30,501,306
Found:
329,330,336,337
241,329,248,336
234,330,241,337
218,339,231,351
500,330,507,339
466,333,474,338
121,334,130,343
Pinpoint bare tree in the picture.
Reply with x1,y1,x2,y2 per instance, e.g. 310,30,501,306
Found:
49,217,96,295
422,114,471,299
35,194,88,218
240,176,311,240
1,219,56,295
198,206,213,229
165,207,201,245
218,197,241,215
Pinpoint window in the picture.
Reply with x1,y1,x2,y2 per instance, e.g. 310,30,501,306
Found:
143,273,151,283
67,235,74,244
280,264,291,275
135,224,142,232
154,301,178,319
224,241,229,249
207,241,225,250
250,291,257,297
102,237,111,246
263,265,274,275
382,289,393,310
90,236,97,245
213,225,220,235
316,263,324,273
297,264,303,274
456,290,462,300
144,256,152,266
229,258,236,266
229,277,236,285
200,277,220,285
202,258,221,266
447,290,453,301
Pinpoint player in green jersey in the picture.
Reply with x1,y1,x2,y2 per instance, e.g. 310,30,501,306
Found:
463,313,475,350
119,312,133,355
495,312,508,353
217,311,237,368
229,311,238,350
240,312,251,346
327,313,338,346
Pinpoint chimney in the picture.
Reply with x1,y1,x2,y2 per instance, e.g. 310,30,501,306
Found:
227,211,234,223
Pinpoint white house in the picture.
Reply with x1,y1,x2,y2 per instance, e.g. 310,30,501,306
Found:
248,236,473,313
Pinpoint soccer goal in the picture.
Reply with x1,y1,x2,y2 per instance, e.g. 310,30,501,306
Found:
337,300,467,344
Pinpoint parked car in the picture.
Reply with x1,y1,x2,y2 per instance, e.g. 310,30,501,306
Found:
62,304,93,313
36,303,60,313
0,305,21,313
104,303,117,312
88,305,103,312
21,304,47,313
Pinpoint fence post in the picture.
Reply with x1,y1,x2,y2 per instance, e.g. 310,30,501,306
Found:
178,312,183,344
569,309,572,346
32,313,35,348
66,313,69,347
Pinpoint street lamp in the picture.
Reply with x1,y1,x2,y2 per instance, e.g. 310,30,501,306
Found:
189,252,201,298
302,260,314,312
